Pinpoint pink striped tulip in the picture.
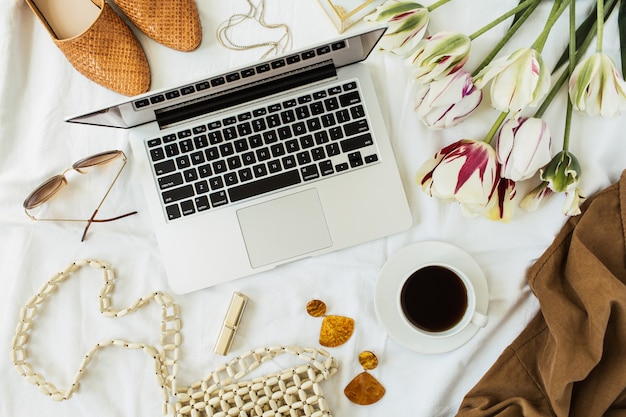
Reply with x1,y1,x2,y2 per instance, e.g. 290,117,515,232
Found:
414,70,482,129
416,139,500,218
496,116,552,181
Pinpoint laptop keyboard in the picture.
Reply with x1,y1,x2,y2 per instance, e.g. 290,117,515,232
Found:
146,79,380,221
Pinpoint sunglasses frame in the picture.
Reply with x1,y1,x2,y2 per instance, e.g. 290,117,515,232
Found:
23,150,137,241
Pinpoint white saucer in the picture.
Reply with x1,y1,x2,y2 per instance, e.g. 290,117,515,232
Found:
375,241,489,354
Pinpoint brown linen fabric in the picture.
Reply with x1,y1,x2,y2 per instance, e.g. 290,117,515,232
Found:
456,170,626,417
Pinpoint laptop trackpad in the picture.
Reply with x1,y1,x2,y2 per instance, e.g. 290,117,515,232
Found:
237,189,332,268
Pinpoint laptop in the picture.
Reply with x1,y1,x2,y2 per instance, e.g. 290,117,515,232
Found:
67,26,413,294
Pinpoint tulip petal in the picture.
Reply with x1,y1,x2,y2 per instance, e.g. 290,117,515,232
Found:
569,53,626,117
497,117,551,181
474,48,550,112
520,181,554,212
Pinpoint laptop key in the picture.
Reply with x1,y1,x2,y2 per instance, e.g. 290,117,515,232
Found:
228,169,301,202
237,122,252,136
209,176,224,189
252,118,267,132
195,180,209,194
253,163,268,177
310,102,324,115
147,138,161,147
282,155,296,169
166,204,182,220
165,143,179,157
181,200,196,216
348,151,364,167
180,139,194,153
183,168,198,182
326,142,340,157
238,168,253,182
194,134,209,148
159,172,184,190
350,105,365,119
319,160,334,176
198,164,213,177
224,172,239,186
190,151,205,165
205,147,219,161
344,119,369,136
336,109,350,123
268,160,282,173
195,196,210,211
341,133,374,152
249,134,263,148
154,159,176,175
210,191,228,207
176,155,190,169
301,164,320,181
162,184,194,204
324,97,339,111
339,91,361,107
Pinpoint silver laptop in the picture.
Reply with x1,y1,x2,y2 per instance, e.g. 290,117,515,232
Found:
67,27,412,294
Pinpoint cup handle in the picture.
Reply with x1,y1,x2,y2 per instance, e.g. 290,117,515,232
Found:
471,311,488,328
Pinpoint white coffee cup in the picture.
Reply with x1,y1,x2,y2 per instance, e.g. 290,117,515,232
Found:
398,263,488,338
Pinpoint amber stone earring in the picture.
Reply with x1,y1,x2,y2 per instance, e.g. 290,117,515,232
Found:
344,351,386,405
306,299,354,348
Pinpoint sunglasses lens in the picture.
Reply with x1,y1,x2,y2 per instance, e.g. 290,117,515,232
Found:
73,150,122,170
23,175,67,209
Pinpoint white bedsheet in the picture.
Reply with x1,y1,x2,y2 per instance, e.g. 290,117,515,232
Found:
2,0,625,416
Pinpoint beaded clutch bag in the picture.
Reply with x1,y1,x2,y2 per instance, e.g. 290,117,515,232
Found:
10,260,338,417
175,346,337,417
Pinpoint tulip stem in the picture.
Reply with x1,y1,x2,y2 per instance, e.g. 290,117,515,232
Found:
562,0,576,152
532,0,571,53
427,0,453,12
534,0,598,119
596,0,604,52
469,0,540,41
483,111,509,145
471,0,541,76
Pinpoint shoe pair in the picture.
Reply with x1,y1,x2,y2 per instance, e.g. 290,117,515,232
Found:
25,0,202,96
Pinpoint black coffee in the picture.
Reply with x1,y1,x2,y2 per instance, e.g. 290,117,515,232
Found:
400,265,468,333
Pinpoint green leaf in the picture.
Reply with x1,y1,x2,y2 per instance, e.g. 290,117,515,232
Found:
617,0,626,77
553,0,618,72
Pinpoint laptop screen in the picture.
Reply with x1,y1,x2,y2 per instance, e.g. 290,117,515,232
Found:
66,26,386,129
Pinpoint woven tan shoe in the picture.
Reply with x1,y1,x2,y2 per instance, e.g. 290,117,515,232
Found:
25,0,150,96
112,0,202,52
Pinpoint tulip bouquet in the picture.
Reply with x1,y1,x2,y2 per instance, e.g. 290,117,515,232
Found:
366,0,626,220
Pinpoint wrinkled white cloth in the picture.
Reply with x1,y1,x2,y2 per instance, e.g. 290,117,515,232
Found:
1,1,625,416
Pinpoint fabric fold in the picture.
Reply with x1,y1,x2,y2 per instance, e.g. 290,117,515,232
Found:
457,170,626,417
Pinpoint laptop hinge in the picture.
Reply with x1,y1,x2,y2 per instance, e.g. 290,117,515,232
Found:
155,61,337,129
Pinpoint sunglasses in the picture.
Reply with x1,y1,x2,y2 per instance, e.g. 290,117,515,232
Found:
23,150,137,241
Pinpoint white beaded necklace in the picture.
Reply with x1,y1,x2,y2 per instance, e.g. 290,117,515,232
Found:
10,259,180,414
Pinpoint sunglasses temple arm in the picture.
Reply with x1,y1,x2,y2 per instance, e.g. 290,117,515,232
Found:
81,155,132,242
89,211,139,222
80,210,138,242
